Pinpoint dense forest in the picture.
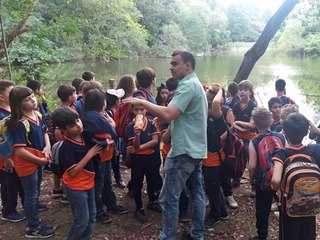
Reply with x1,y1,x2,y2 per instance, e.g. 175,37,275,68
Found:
1,0,320,70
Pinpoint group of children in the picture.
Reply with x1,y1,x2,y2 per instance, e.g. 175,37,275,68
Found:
0,70,319,240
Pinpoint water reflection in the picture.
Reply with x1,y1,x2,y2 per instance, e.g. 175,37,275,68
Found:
42,51,320,122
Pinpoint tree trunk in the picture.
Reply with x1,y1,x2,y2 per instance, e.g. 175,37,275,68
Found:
0,1,36,59
233,0,299,83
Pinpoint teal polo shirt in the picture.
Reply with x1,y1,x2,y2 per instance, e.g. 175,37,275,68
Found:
168,72,208,159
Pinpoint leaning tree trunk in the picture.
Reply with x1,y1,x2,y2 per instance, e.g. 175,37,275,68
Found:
0,0,36,59
233,0,300,83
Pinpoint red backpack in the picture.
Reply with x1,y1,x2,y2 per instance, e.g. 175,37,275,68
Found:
257,131,285,189
114,101,133,138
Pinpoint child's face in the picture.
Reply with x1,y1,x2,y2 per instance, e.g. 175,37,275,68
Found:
238,87,251,101
0,86,13,105
35,87,44,96
270,103,282,120
132,105,146,116
160,89,169,102
65,118,83,136
69,92,77,104
22,93,37,111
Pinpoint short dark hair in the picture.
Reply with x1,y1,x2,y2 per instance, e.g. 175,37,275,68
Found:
84,89,106,112
51,106,79,129
26,79,41,91
172,50,196,70
268,97,283,110
275,79,286,92
227,82,238,97
165,77,179,92
57,84,76,102
252,107,272,130
72,78,85,94
136,68,155,89
283,113,309,145
0,80,14,94
82,71,95,81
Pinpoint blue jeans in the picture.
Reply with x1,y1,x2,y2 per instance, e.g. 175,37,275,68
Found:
20,167,42,229
159,154,205,240
66,187,96,240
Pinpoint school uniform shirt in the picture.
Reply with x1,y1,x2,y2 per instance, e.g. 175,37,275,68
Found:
0,108,10,169
12,113,48,177
127,118,158,155
59,137,96,190
203,114,227,167
273,144,320,167
270,120,281,132
233,99,257,140
82,111,117,163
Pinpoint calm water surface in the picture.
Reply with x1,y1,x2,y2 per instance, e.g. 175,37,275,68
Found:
43,50,320,122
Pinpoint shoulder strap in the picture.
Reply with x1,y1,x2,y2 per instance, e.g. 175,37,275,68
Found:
21,119,31,145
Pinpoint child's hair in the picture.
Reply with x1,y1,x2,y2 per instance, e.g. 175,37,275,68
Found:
51,106,80,130
82,71,95,81
7,87,33,132
136,68,156,89
280,104,299,123
165,77,178,92
116,75,136,98
84,89,106,112
57,84,76,102
106,92,118,109
283,112,309,145
268,97,283,110
0,80,14,95
81,81,104,97
26,79,41,91
238,79,256,103
72,78,85,94
275,79,286,92
206,84,224,107
156,83,168,105
227,82,238,97
252,107,272,130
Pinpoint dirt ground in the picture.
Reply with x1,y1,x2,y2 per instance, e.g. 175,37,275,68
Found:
1,167,319,240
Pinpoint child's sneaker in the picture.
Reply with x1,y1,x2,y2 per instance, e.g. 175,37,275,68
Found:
179,211,191,223
37,203,48,212
220,213,229,220
116,179,126,188
147,201,162,213
1,212,26,222
60,196,69,205
52,189,63,199
135,208,147,223
204,216,221,228
25,224,54,238
43,164,53,173
96,213,112,224
225,195,238,209
107,205,129,214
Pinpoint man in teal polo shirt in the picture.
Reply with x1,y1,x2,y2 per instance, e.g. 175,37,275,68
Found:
124,50,207,240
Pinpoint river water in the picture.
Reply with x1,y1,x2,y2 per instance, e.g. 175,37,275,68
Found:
43,50,320,123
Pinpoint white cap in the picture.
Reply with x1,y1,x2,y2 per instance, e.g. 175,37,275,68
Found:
107,88,125,98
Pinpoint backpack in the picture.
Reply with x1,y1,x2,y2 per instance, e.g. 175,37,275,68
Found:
114,101,133,138
221,129,246,178
0,112,42,158
51,141,63,178
43,113,56,146
257,131,284,190
280,147,320,217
